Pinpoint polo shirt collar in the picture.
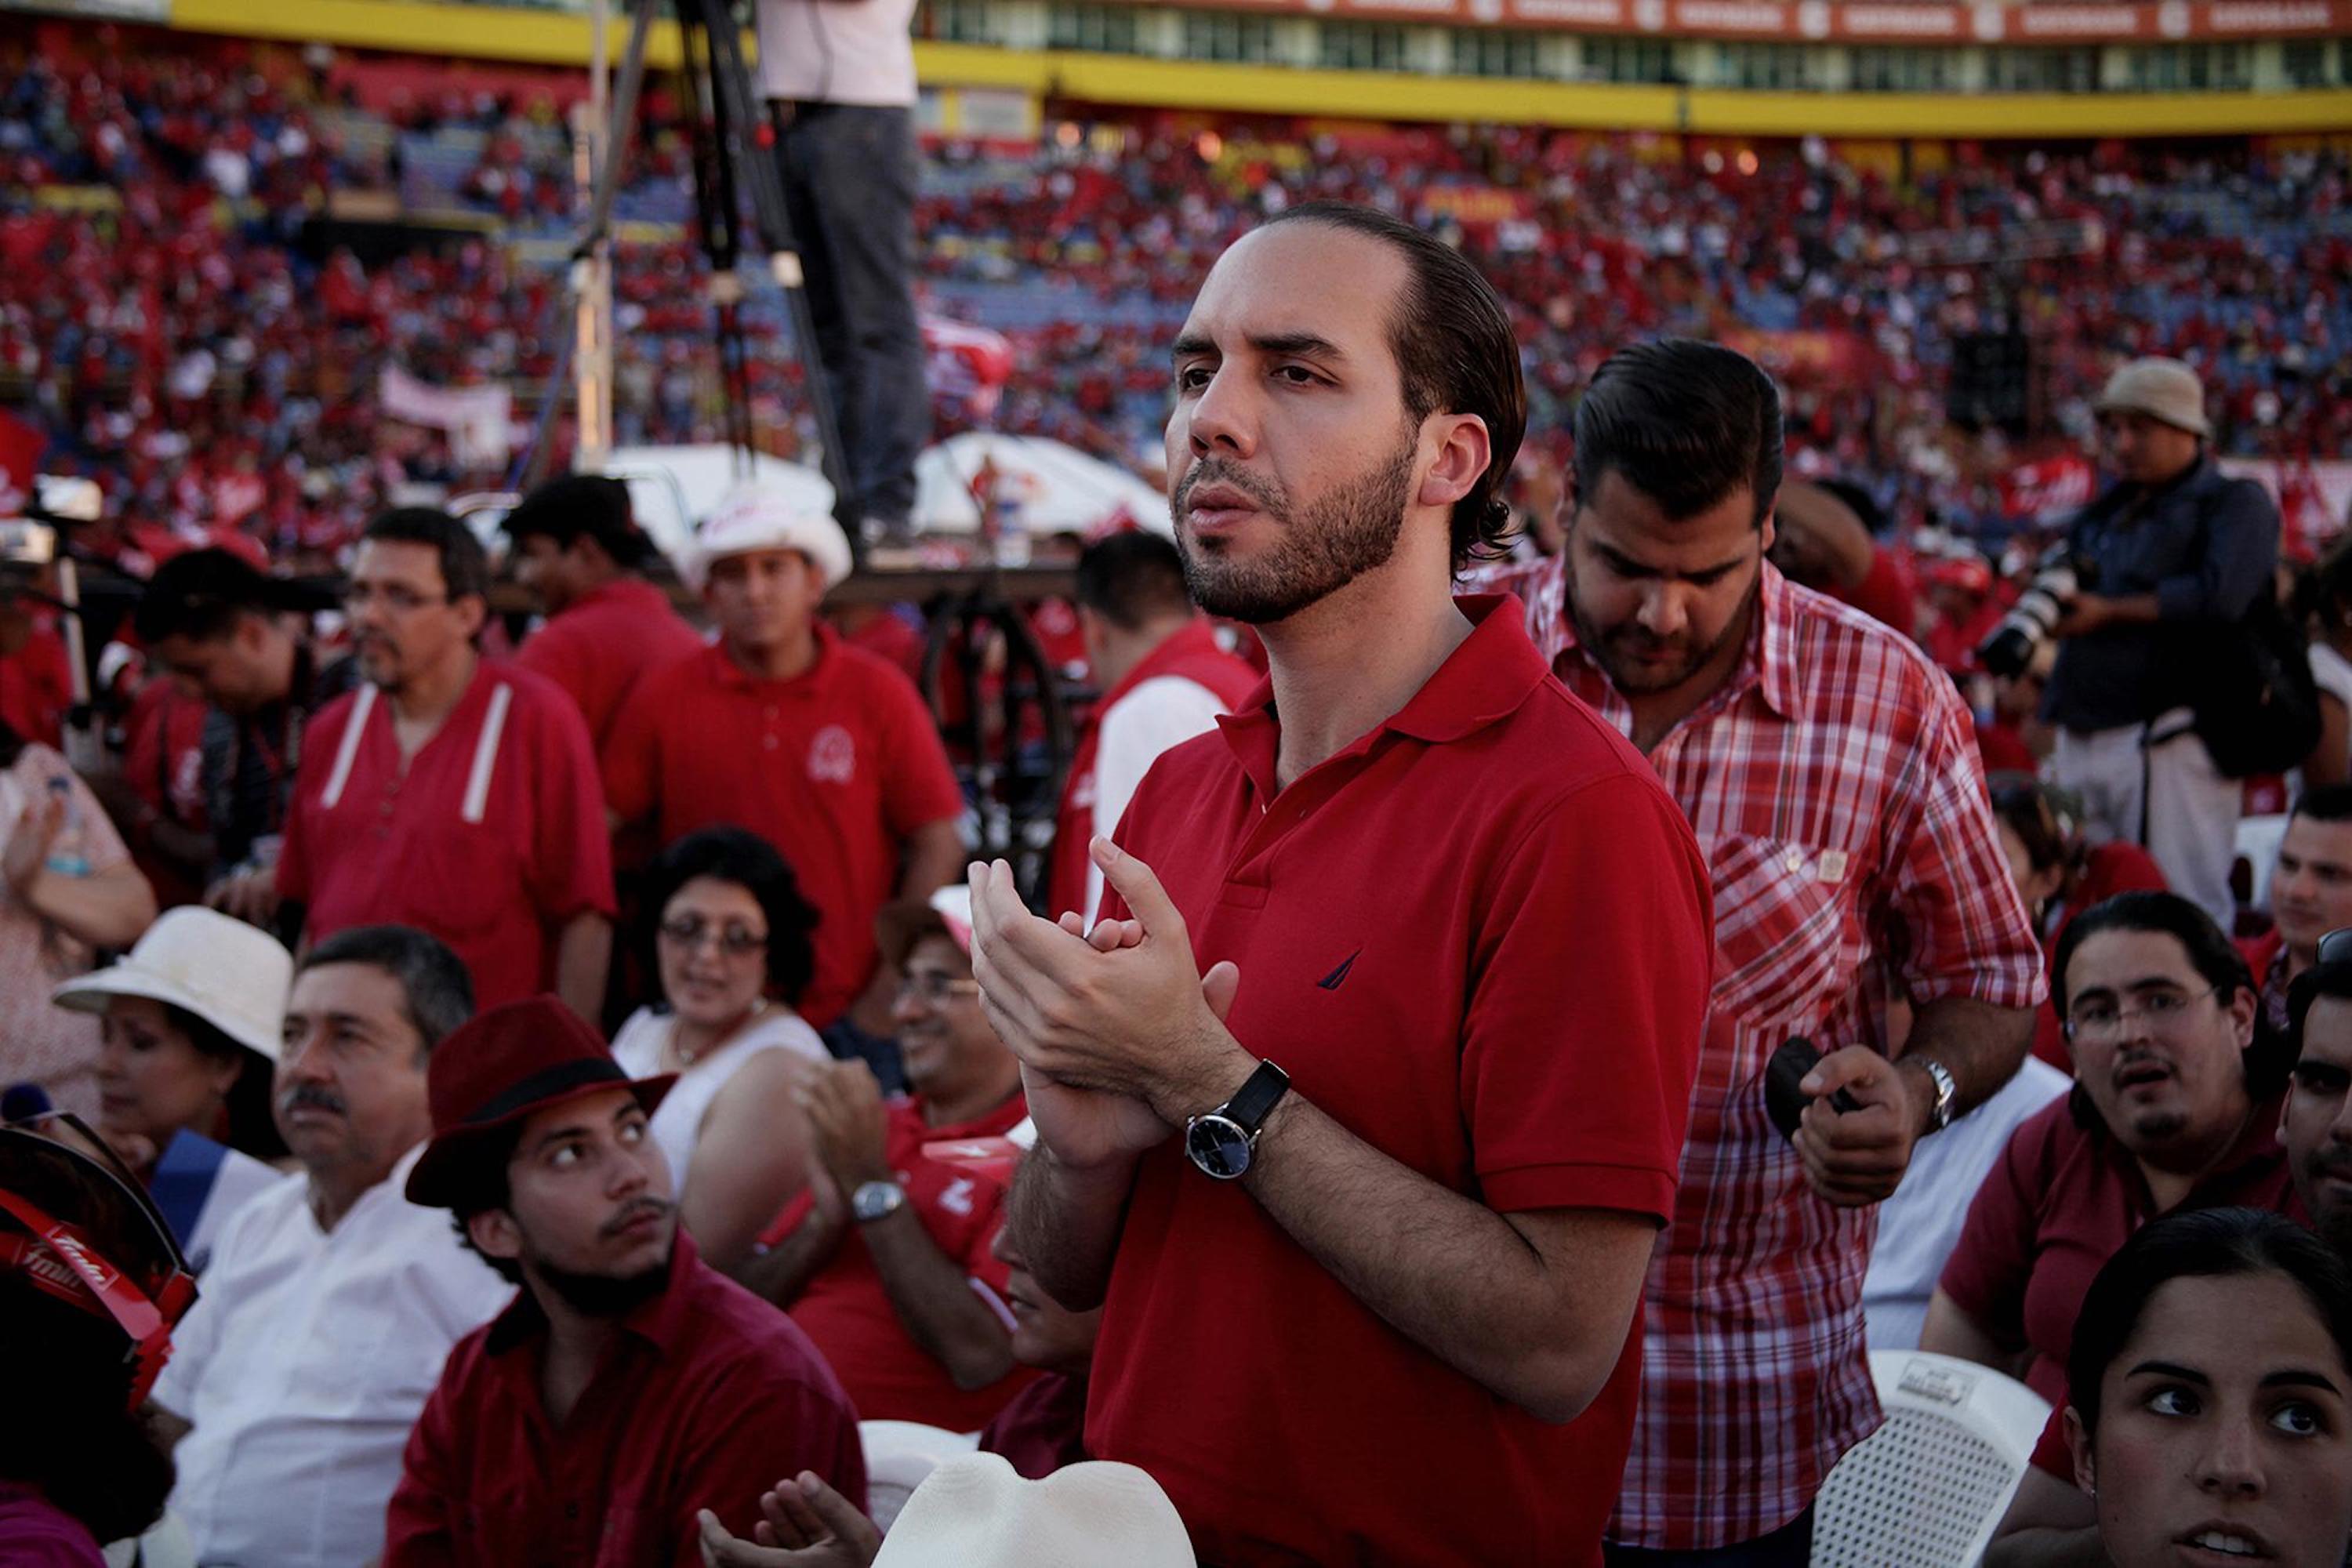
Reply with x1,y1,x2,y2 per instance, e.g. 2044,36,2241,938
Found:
907,1087,1030,1143
708,622,837,692
1548,557,1799,723
482,1228,704,1359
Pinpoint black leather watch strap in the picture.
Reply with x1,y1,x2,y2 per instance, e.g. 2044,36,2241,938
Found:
1220,1061,1290,1134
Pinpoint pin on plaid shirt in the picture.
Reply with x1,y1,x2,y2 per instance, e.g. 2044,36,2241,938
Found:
1479,555,2044,1550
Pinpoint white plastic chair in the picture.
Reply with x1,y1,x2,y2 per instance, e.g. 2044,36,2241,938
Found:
1810,1350,2053,1567
860,1418,981,1534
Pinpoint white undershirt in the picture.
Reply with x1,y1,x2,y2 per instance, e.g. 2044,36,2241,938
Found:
1087,675,1232,925
611,1005,830,1192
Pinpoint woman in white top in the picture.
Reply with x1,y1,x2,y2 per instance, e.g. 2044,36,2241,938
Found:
610,826,829,1271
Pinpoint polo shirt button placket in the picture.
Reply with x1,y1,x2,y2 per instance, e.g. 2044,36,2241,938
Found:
764,704,780,752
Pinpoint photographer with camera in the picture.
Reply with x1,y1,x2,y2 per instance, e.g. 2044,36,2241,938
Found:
2038,358,2284,930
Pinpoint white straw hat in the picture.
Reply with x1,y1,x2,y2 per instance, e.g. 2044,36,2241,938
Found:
51,908,292,1065
686,484,855,593
872,1454,1195,1568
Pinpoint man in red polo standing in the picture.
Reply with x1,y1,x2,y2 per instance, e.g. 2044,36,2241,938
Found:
971,204,1715,1566
278,509,615,1019
1048,530,1256,925
602,488,965,1052
1487,339,2044,1565
503,474,703,749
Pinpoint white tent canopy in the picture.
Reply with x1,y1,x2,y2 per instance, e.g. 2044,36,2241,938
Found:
914,434,1171,539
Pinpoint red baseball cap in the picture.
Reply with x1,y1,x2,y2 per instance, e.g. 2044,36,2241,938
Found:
406,996,674,1209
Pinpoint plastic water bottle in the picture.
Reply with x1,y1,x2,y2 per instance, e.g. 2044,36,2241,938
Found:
42,777,90,877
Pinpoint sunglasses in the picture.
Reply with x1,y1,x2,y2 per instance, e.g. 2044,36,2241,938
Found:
0,1111,197,1412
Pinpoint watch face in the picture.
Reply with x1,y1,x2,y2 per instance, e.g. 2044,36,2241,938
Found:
1185,1115,1254,1181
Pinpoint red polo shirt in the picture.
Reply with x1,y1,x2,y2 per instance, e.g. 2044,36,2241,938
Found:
1938,1087,2293,1412
278,661,615,1009
383,1234,866,1568
758,1091,1033,1432
1087,595,1713,1567
601,629,964,1027
515,579,705,749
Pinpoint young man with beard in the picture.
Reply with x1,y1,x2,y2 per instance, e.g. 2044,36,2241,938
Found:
386,996,866,1566
1483,339,2043,1563
150,926,511,1568
968,204,1715,1566
278,510,615,1018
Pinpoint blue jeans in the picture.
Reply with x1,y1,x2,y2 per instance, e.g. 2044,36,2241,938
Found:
1603,1508,1814,1568
777,103,929,528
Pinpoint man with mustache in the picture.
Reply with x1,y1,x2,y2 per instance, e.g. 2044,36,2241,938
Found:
1482,339,2043,1563
147,925,512,1568
278,508,616,1018
385,996,865,1566
971,204,1715,1565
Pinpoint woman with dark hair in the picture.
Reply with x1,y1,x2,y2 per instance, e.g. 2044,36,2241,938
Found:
610,825,829,1270
1924,892,2294,1410
1987,775,2170,1071
1989,1207,2352,1566
49,906,293,1270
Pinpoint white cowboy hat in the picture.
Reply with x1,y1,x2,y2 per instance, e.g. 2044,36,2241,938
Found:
685,483,855,593
52,907,292,1065
872,1453,1195,1568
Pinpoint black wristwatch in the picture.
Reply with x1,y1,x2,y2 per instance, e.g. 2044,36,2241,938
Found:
1184,1061,1290,1181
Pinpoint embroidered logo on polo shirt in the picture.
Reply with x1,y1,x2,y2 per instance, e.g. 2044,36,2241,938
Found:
1317,949,1362,991
808,724,856,784
939,1177,976,1217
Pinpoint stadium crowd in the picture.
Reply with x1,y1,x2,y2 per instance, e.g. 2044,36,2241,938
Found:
9,19,2352,1568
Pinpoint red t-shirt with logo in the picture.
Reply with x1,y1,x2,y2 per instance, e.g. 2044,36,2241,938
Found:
601,629,965,1028
1087,596,1713,1566
757,1093,1034,1432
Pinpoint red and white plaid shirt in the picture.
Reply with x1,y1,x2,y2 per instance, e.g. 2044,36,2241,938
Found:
1482,556,2045,1550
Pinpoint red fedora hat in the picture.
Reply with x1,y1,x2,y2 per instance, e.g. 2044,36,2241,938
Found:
405,996,675,1209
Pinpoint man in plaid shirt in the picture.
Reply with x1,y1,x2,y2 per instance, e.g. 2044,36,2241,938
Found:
1488,339,2045,1563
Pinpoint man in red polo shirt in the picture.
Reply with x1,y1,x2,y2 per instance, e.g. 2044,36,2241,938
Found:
2249,786,2352,1035
1483,340,2043,1563
278,510,615,1018
1048,531,1256,925
503,474,704,749
971,204,1715,1566
602,487,964,1042
739,887,1033,1432
387,996,866,1566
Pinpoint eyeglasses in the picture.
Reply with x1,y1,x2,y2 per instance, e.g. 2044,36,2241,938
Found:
343,583,452,613
2064,985,2220,1044
895,972,982,1005
0,1110,196,1411
658,916,768,957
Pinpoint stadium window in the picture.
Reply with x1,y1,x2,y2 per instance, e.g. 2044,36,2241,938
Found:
1047,4,1140,53
1320,21,1411,71
2129,43,2251,90
1584,37,1678,84
1850,46,1953,92
1717,42,1812,90
1184,13,1279,62
1453,29,1546,78
1987,47,2099,93
2283,39,2329,87
913,0,993,42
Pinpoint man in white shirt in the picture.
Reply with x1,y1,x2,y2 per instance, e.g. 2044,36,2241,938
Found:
151,924,513,1568
756,0,928,543
1046,532,1258,926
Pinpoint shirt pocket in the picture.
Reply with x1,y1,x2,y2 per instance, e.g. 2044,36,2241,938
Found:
1705,833,1849,1030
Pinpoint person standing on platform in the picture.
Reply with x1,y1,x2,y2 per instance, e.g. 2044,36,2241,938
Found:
1049,531,1257,927
503,474,704,750
604,487,964,1074
754,0,928,545
975,204,1715,1566
278,510,615,1018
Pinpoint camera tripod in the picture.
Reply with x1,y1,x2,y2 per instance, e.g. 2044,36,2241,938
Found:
575,0,865,562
